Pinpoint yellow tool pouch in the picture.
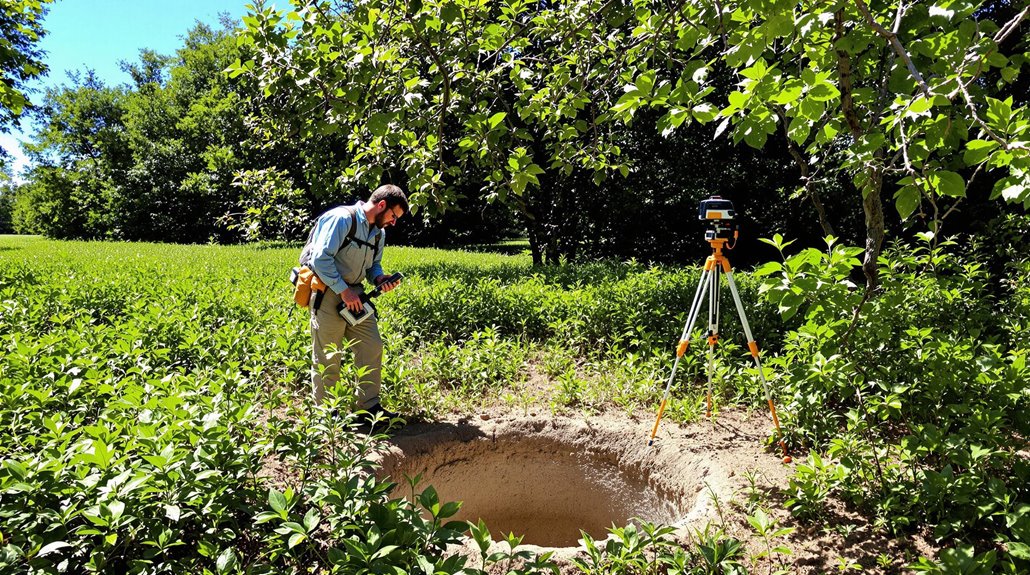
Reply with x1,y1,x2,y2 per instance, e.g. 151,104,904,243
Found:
290,266,327,309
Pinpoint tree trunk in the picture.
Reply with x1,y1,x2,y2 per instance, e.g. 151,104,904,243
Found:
527,217,543,266
861,166,885,291
836,11,883,292
545,229,559,265
809,188,836,239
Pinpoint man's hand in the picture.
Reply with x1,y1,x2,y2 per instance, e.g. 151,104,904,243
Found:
375,274,401,293
341,287,364,312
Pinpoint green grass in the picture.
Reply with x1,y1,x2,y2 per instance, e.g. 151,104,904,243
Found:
0,236,785,574
0,235,782,417
13,235,1016,573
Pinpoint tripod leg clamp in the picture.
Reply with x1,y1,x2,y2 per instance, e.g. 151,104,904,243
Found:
676,340,689,357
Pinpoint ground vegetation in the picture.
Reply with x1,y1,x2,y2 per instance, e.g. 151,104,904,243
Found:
1,231,1028,573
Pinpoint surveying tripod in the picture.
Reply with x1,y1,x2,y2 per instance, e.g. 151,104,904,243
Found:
647,237,788,461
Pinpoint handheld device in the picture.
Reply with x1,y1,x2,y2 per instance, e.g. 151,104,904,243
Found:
336,272,404,326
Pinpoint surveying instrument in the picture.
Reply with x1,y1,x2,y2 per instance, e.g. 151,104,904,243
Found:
648,196,789,462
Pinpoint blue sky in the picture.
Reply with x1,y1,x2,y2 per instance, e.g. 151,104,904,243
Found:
2,0,254,176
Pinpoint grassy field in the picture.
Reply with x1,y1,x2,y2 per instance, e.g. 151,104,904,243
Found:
3,234,1027,574
0,235,782,574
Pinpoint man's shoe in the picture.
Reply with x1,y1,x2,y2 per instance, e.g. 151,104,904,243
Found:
356,403,404,430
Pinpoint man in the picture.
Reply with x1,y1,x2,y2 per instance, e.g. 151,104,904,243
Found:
300,184,407,420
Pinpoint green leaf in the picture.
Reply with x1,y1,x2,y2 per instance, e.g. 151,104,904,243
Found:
37,541,71,557
368,112,392,137
747,509,772,532
327,547,347,564
754,261,784,276
985,97,1012,127
1009,542,1030,560
807,81,840,102
3,459,27,480
438,501,462,519
999,181,1028,203
371,545,400,560
107,500,125,522
928,5,955,20
303,508,320,532
164,504,181,522
634,71,656,96
933,171,965,197
440,2,460,24
894,185,918,219
787,115,810,145
280,521,306,535
487,112,506,129
907,95,933,116
963,140,998,165
268,489,287,515
692,103,718,123
216,548,238,574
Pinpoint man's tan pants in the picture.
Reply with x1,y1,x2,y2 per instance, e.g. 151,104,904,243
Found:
310,288,382,409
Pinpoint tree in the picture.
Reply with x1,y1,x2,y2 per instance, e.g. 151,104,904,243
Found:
234,0,716,264
0,0,50,139
622,0,1029,289
0,175,14,233
19,71,131,238
237,0,1027,274
18,20,313,242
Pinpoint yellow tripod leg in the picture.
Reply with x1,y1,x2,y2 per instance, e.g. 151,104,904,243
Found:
724,260,791,463
648,264,712,445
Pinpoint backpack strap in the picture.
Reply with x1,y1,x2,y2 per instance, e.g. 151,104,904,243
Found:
338,206,359,251
341,205,381,259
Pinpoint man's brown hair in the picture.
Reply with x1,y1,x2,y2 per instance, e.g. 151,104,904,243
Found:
369,184,409,214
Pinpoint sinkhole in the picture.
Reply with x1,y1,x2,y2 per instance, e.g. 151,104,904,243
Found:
378,415,728,549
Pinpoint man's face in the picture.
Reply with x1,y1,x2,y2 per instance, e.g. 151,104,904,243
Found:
375,203,404,228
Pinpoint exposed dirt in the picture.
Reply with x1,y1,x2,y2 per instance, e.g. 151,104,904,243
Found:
378,406,937,574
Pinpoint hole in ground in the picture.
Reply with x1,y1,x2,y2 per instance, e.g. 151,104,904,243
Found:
379,416,725,548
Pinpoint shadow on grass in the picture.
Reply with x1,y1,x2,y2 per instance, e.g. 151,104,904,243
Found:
458,240,531,256
396,259,672,287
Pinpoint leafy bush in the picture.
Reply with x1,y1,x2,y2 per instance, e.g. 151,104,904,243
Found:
389,255,782,358
758,233,1030,571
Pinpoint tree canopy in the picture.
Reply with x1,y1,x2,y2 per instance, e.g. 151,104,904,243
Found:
235,0,1028,278
0,0,51,165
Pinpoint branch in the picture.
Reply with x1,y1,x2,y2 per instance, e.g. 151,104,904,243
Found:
488,16,532,67
892,0,906,34
835,10,863,137
947,6,1028,101
772,105,836,237
994,6,1029,45
956,78,1027,152
853,0,931,98
554,0,621,48
712,0,729,52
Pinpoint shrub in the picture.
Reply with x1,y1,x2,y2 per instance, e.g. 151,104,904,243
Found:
758,233,1030,571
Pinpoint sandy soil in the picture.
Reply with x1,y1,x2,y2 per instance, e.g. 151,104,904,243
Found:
377,407,936,574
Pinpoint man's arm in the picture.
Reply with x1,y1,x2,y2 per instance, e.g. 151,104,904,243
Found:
309,210,352,295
